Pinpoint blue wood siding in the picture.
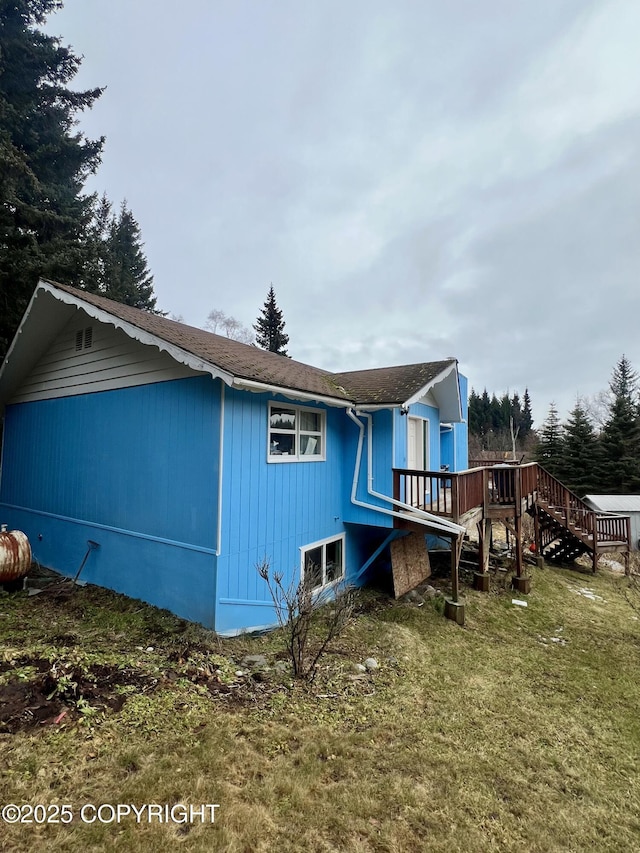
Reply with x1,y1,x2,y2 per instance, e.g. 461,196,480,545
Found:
341,409,394,527
0,376,219,627
216,388,347,633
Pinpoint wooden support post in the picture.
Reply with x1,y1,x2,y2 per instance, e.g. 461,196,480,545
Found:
592,518,598,573
511,513,530,594
625,517,631,576
533,509,541,557
445,533,465,625
514,513,523,578
450,533,459,603
483,518,492,571
475,518,491,592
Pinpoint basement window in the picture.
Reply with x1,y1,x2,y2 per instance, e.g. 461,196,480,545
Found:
301,535,345,591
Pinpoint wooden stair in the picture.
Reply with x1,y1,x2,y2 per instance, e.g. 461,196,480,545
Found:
529,469,630,571
535,504,591,564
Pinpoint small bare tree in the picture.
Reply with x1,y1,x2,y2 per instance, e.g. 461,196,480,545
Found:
257,558,354,681
205,309,254,344
509,416,520,461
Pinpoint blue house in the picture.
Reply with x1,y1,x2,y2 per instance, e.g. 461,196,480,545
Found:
0,281,468,634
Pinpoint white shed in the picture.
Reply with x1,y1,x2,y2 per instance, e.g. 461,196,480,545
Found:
583,495,640,551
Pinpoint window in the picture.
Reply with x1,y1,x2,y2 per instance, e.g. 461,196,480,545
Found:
302,535,344,590
268,402,325,462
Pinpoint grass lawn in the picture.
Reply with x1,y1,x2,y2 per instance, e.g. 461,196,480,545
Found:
1,560,640,852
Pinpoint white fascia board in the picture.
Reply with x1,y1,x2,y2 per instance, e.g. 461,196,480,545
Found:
232,377,352,408
402,361,462,421
38,282,235,386
0,281,43,372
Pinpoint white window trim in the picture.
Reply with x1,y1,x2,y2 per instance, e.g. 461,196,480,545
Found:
268,401,326,463
300,533,346,591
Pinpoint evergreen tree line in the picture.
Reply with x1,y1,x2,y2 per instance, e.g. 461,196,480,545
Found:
468,388,534,453
535,356,640,497
0,1,159,360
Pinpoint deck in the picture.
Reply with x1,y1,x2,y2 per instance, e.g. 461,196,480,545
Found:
393,462,631,570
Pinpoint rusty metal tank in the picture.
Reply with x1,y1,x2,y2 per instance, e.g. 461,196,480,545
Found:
0,524,32,583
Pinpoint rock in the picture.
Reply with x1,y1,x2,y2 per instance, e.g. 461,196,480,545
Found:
364,657,379,671
424,585,437,599
241,654,268,669
352,663,367,673
274,661,290,674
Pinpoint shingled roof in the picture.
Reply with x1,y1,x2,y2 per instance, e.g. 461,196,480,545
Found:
334,361,456,406
7,281,459,409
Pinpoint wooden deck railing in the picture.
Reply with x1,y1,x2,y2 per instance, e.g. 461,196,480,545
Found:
392,462,631,551
595,514,631,545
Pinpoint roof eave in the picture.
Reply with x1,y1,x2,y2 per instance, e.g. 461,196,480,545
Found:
401,360,463,421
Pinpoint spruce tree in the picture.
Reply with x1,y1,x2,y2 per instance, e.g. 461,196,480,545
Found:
253,285,289,355
599,356,640,493
521,389,534,438
80,193,112,294
535,403,564,477
102,202,157,311
558,400,601,496
468,389,482,436
479,389,492,438
0,0,104,358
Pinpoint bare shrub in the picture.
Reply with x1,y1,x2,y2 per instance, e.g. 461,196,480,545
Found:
257,558,355,681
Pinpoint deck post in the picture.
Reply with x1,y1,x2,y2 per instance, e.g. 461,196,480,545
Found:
451,533,459,602
445,533,465,625
514,513,523,577
393,469,400,504
533,508,541,555
511,512,531,594
592,515,598,573
474,518,491,592
451,475,459,523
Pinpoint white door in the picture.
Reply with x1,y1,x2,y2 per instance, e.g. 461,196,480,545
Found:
407,417,429,507
408,416,425,470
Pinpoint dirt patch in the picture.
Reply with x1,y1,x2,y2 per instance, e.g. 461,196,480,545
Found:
0,657,158,735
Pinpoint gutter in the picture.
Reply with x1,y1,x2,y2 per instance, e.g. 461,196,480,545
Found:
346,409,464,536
232,377,352,408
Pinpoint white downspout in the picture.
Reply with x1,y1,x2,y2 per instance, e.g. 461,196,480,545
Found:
215,382,225,556
346,409,464,536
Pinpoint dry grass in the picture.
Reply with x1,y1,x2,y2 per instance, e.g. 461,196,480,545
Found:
2,560,640,852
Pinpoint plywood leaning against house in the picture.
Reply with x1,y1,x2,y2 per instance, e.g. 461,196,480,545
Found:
390,533,431,598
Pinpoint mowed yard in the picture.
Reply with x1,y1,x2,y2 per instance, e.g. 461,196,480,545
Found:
1,558,640,853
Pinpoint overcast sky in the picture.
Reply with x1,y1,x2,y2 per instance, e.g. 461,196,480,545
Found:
49,0,640,425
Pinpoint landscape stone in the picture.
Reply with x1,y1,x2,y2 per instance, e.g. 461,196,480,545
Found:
242,654,268,669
